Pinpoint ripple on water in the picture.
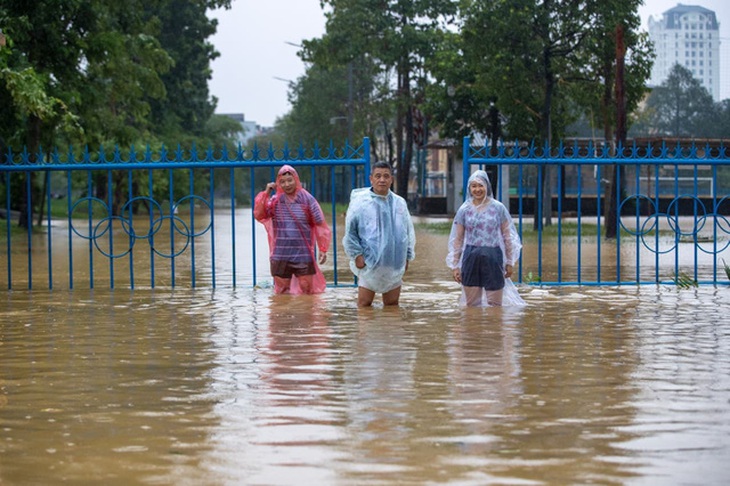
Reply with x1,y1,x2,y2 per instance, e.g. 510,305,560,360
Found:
1,285,730,485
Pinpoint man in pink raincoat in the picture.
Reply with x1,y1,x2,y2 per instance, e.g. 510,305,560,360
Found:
254,165,331,294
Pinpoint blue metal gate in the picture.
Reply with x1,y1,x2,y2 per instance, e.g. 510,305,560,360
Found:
1,140,369,290
464,137,730,286
3,136,729,290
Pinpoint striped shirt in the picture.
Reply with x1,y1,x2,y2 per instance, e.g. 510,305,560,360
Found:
269,191,324,262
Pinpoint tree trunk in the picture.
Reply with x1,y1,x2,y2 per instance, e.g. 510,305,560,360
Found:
534,46,554,230
605,24,627,240
17,115,42,229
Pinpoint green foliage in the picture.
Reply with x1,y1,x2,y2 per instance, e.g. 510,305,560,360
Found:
303,0,459,196
631,64,730,138
673,271,698,289
637,64,716,137
568,0,653,140
0,0,237,224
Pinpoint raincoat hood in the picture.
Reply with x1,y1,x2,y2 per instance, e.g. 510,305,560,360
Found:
466,169,493,201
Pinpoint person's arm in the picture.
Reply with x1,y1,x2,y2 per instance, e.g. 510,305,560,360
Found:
406,209,416,261
450,223,465,283
501,217,514,278
306,194,331,262
253,182,276,222
342,208,364,266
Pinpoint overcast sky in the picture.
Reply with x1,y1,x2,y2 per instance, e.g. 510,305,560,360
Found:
208,0,730,127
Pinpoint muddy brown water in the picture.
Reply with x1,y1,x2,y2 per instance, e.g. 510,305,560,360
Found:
1,224,729,485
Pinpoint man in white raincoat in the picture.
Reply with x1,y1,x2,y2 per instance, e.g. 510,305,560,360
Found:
343,161,416,307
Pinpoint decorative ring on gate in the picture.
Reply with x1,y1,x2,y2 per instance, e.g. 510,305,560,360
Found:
618,194,658,236
69,197,111,240
638,215,677,254
171,195,214,238
696,195,730,254
120,197,164,241
665,194,707,237
618,194,675,254
619,193,730,256
148,215,192,259
92,215,136,259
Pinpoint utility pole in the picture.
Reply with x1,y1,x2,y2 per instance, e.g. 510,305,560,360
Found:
347,62,354,148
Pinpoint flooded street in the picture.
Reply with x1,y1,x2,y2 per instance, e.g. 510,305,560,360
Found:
2,226,730,484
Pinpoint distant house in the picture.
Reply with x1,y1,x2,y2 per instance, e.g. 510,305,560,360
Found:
220,113,259,146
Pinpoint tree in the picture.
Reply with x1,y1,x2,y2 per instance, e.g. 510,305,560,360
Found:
147,0,232,142
641,64,716,137
303,0,458,199
0,0,109,226
0,0,234,225
569,0,652,142
277,63,362,146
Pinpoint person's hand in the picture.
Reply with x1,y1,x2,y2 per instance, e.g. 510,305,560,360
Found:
319,252,327,265
266,182,276,192
504,264,513,279
355,255,365,269
452,268,461,283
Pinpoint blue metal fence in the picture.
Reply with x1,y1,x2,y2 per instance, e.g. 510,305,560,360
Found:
1,140,370,290
464,137,730,286
2,136,729,290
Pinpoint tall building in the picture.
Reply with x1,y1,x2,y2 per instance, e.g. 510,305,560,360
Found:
648,3,721,100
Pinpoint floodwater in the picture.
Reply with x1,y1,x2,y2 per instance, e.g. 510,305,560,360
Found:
2,226,730,485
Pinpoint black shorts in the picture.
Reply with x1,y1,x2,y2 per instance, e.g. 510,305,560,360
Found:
270,259,316,279
461,245,505,291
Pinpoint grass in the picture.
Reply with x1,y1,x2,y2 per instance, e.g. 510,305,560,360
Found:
415,221,452,234
416,220,674,240
673,271,698,289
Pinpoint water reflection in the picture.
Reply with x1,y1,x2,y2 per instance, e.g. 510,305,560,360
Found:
1,273,730,484
0,289,221,485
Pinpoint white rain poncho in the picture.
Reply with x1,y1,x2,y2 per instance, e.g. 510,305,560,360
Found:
343,187,416,293
446,170,526,307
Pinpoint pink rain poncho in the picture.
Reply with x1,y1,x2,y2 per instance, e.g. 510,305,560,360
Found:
446,170,526,307
253,165,331,294
342,187,416,293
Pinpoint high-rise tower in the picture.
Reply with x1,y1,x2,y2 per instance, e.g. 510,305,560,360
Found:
648,4,721,100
